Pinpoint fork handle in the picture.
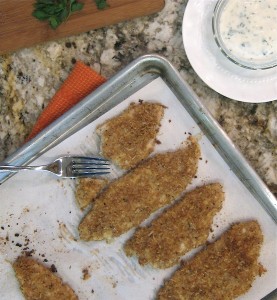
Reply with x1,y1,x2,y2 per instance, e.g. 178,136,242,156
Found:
0,165,45,172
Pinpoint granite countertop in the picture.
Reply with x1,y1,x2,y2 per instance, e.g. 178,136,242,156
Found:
0,0,276,195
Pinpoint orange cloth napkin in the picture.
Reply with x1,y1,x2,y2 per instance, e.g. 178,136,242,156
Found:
27,61,106,141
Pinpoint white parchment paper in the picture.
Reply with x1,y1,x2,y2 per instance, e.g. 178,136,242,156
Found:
0,77,276,300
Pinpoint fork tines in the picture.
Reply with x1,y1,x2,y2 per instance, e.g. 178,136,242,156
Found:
71,156,110,177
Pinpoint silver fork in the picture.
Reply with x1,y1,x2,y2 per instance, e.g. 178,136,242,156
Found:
0,156,110,178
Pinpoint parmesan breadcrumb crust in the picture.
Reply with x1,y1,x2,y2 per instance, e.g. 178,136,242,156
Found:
97,102,165,170
78,138,200,241
157,221,265,300
13,256,78,300
124,183,224,268
75,178,108,210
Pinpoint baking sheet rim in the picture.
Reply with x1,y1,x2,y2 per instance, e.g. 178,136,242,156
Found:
0,54,276,299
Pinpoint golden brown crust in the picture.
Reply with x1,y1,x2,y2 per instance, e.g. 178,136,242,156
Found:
157,221,266,300
78,138,200,241
97,102,165,170
124,183,224,268
13,256,78,300
75,178,108,210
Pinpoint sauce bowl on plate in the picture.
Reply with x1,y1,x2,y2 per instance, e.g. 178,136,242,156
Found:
212,0,277,70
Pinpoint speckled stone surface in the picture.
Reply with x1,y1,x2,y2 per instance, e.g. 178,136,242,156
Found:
0,0,276,194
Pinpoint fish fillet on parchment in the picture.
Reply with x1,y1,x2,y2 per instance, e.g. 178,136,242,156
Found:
124,183,224,268
97,102,165,169
13,256,78,300
78,137,200,241
157,220,266,300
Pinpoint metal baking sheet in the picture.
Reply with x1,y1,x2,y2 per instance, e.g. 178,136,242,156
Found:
0,54,276,299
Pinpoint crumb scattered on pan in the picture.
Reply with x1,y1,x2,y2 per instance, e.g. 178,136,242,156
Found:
124,183,224,268
13,256,78,300
157,220,266,300
50,264,57,273
23,249,35,257
97,102,165,169
155,139,161,145
78,137,200,241
75,178,108,210
82,268,91,280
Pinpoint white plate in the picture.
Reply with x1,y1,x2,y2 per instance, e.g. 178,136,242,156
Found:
0,77,276,300
182,0,277,103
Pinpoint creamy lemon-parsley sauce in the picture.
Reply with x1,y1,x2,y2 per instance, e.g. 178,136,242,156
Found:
219,0,277,64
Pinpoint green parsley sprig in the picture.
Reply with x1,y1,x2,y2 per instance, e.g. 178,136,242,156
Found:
95,0,109,10
32,0,109,30
32,0,84,29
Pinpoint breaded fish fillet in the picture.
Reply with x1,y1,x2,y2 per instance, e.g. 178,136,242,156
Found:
13,256,78,300
124,183,224,268
75,178,108,210
157,221,265,300
79,138,200,241
97,102,165,169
